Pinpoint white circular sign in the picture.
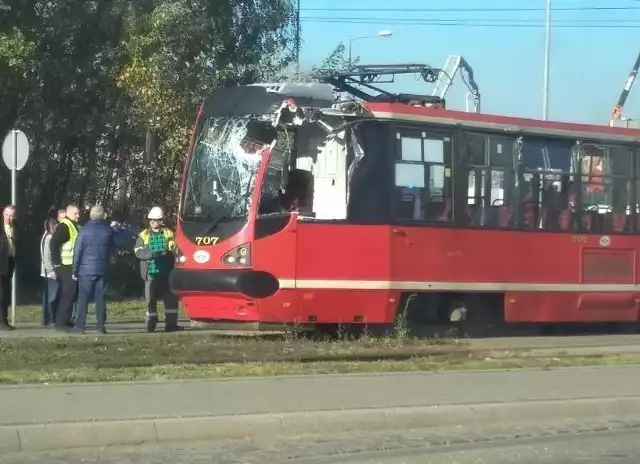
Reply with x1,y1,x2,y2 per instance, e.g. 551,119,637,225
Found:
193,250,210,264
2,129,30,171
599,235,611,247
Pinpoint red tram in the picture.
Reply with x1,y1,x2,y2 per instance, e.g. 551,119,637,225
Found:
169,65,640,329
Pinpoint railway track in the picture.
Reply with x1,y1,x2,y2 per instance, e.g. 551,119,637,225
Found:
304,320,640,342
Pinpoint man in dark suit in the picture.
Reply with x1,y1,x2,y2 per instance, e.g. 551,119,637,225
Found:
0,205,17,330
71,205,116,334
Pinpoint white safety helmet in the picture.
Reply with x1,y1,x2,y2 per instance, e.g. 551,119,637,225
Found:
147,206,164,220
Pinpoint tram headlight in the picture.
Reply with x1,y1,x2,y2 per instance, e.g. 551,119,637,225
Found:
221,243,251,267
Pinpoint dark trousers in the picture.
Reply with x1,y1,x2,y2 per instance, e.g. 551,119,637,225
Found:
54,265,77,328
74,275,107,331
0,257,15,326
145,274,179,331
41,277,60,326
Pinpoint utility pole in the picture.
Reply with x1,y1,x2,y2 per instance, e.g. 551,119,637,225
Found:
542,0,551,120
295,0,301,73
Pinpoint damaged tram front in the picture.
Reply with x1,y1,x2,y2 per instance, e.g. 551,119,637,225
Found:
170,83,391,323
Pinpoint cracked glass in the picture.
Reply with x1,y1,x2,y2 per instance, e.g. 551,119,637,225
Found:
182,116,275,222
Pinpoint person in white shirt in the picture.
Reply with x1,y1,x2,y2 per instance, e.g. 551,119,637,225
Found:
40,217,59,327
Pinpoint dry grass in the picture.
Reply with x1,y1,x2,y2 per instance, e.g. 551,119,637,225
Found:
0,329,638,384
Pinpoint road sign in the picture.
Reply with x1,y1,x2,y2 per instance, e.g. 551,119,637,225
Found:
2,130,29,171
1,129,30,328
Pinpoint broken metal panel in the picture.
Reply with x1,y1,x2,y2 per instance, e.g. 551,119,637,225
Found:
185,82,370,223
312,130,348,220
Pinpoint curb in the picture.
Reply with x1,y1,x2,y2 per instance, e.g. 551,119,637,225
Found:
2,396,640,453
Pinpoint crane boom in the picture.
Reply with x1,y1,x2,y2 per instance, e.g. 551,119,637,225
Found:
611,50,640,122
431,55,480,113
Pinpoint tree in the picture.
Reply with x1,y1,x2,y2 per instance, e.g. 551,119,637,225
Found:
313,42,358,74
274,42,360,83
0,0,298,296
116,0,298,212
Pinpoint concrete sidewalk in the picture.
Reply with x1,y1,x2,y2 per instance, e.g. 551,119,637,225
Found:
3,366,640,453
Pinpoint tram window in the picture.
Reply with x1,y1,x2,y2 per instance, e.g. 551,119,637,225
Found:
400,137,422,162
395,163,425,188
393,131,452,222
423,139,444,163
610,145,632,175
489,137,514,168
518,137,575,231
521,137,573,172
520,172,576,231
462,133,486,166
579,144,633,234
430,165,445,190
459,132,516,228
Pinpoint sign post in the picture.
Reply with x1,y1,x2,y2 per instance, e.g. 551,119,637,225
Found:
2,129,30,326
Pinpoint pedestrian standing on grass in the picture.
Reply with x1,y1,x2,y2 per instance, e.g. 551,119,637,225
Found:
70,205,115,334
55,206,83,325
50,203,81,331
40,217,59,327
0,205,17,330
134,206,182,333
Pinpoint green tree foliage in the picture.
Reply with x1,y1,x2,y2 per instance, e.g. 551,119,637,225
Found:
277,42,358,83
0,0,350,297
0,0,297,295
313,42,358,74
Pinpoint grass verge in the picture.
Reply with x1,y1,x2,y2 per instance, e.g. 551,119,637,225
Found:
2,353,639,384
0,331,638,384
14,299,183,323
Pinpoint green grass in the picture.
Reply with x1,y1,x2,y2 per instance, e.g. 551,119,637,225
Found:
0,330,637,384
0,332,464,369
1,351,638,385
13,299,184,323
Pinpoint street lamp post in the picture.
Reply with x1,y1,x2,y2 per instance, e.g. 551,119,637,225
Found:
542,0,551,120
295,0,301,73
348,30,392,66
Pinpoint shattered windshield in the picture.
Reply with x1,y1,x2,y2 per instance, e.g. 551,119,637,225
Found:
182,116,275,222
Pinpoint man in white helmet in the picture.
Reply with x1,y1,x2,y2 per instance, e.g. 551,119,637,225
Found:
133,207,181,332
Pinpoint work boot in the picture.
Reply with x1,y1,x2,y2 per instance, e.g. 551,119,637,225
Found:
146,316,158,333
164,312,181,332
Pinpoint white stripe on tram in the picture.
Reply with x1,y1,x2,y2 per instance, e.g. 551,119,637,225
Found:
277,280,640,292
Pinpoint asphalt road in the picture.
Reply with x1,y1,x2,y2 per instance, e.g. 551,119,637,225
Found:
4,420,640,464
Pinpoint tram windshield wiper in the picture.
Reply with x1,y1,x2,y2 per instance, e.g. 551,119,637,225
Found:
200,206,235,235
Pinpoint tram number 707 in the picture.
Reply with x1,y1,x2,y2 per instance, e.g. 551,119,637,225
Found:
571,235,588,244
195,236,220,246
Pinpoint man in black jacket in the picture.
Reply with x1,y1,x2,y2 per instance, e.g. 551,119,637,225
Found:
0,205,17,330
49,204,81,330
71,205,115,334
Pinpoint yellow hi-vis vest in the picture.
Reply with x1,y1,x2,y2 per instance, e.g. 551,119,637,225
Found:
139,228,176,250
60,218,80,266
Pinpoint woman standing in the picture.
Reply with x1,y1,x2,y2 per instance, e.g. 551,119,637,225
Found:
40,217,59,326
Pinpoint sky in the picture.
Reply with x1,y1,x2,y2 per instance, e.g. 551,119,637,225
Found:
298,0,640,125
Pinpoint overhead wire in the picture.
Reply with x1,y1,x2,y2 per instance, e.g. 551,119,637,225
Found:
300,4,640,28
300,17,640,29
301,6,640,12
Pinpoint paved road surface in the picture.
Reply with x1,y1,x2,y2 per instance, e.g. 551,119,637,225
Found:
5,366,640,426
3,419,639,463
